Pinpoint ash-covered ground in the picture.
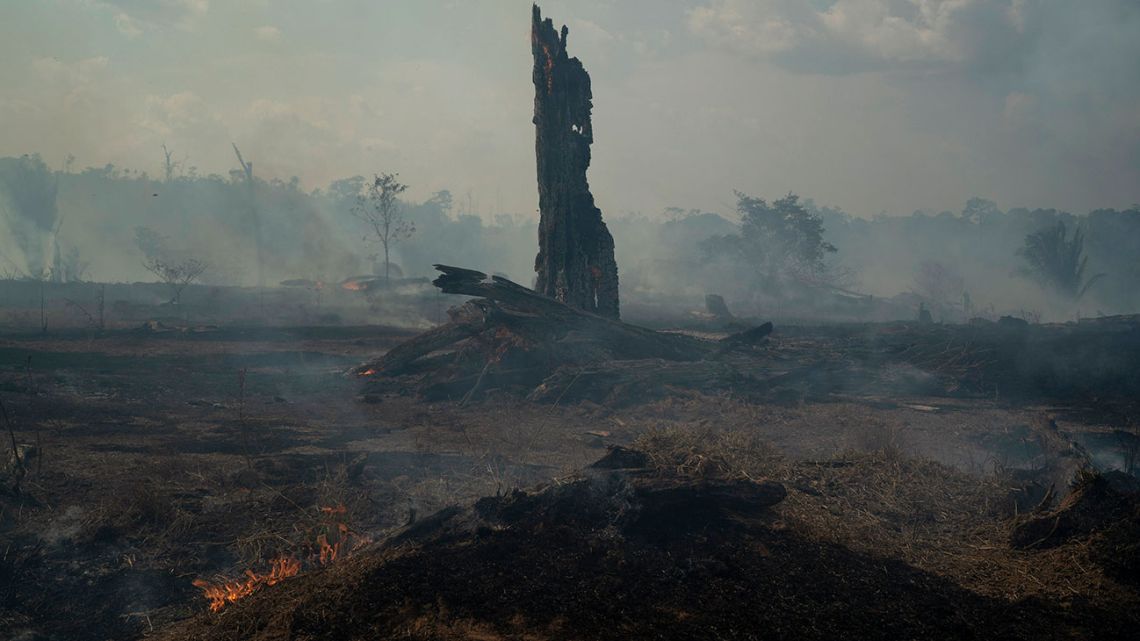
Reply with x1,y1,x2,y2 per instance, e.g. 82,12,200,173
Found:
1,303,1138,641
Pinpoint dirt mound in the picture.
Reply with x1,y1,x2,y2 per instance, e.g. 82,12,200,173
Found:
157,452,1121,641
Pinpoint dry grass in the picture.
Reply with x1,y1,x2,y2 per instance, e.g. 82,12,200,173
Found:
634,424,786,480
636,422,1135,608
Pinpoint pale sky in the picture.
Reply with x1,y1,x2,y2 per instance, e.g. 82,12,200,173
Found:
1,0,1137,219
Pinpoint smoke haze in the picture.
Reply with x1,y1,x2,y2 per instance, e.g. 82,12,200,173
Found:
0,1,1137,219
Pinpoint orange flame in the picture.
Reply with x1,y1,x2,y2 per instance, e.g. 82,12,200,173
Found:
317,504,351,563
317,533,340,564
357,368,377,377
192,503,365,612
192,556,301,613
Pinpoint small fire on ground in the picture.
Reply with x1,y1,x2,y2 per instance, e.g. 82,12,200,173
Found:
192,557,300,612
192,504,366,612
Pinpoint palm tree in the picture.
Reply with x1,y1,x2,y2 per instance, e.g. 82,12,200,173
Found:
1017,222,1104,299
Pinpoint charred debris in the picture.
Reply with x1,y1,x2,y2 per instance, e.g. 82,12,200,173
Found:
353,6,1140,415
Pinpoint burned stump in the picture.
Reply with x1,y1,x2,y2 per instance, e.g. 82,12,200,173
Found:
532,5,619,319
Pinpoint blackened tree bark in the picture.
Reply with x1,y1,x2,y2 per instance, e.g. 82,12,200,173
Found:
531,4,620,319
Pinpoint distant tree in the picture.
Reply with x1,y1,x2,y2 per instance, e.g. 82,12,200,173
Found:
352,173,412,283
703,192,838,294
134,226,207,304
143,256,207,305
960,197,999,223
427,189,454,217
1017,221,1104,299
328,176,366,205
161,143,186,182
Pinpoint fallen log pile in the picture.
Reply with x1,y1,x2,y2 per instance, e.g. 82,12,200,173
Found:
354,266,1140,408
353,265,773,403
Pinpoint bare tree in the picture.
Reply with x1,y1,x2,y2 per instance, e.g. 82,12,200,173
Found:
161,143,186,182
143,256,207,305
134,226,207,304
352,173,412,283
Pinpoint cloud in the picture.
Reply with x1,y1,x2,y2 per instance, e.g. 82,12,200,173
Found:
114,12,143,38
140,91,216,137
94,0,209,31
5,0,1133,221
31,55,110,90
688,0,1140,82
687,0,1032,72
686,0,1140,152
688,1,816,57
254,25,281,43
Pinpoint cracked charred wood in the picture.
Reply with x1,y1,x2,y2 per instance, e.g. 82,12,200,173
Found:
531,5,620,319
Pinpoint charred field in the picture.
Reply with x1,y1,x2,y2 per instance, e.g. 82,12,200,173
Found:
1,309,1138,641
2,2,1140,639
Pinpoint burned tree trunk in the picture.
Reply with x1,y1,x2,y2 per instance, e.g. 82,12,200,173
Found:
531,4,620,319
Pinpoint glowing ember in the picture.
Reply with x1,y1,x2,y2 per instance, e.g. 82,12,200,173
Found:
357,368,377,377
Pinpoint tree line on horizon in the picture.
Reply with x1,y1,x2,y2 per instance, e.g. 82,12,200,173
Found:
1,153,1137,319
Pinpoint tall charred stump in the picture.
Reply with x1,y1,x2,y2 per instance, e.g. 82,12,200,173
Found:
531,5,620,319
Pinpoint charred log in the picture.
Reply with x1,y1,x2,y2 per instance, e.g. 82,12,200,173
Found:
531,4,619,319
719,322,774,351
354,265,775,403
428,265,710,362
